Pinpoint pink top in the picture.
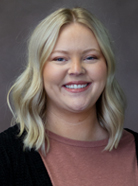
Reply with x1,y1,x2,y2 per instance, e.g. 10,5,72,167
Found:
39,130,138,186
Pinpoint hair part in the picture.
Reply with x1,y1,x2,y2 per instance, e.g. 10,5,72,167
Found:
7,7,126,153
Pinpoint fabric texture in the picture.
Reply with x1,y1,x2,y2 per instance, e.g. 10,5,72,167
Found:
0,125,52,186
0,125,138,186
39,129,138,186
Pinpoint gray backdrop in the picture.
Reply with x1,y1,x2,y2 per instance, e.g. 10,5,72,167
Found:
0,0,138,132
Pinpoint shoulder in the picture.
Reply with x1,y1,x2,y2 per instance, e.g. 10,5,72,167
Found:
0,124,23,150
124,128,138,139
0,124,24,163
123,128,138,145
124,128,138,162
0,124,20,139
0,125,51,185
0,125,25,183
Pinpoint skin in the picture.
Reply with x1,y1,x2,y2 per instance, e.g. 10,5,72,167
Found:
43,23,108,141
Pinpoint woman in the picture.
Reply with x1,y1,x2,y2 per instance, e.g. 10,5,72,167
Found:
0,7,138,186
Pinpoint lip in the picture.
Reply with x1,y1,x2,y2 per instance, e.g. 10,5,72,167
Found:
63,81,91,93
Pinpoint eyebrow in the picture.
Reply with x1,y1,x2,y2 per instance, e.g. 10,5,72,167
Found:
51,48,100,54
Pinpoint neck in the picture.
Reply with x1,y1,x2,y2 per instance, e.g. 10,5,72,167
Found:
46,106,108,141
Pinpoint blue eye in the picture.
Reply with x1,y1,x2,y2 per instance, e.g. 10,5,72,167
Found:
86,56,97,60
54,58,65,61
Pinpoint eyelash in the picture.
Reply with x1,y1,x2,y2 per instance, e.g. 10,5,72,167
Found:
53,57,66,62
52,56,98,62
85,56,98,60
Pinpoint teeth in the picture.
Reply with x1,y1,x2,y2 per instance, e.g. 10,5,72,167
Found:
65,84,88,89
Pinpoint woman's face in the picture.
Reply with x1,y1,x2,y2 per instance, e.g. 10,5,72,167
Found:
43,23,107,113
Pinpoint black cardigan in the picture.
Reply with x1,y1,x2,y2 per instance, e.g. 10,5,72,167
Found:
0,125,138,186
0,125,52,186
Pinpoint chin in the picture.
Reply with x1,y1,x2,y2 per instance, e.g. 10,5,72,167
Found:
67,104,90,113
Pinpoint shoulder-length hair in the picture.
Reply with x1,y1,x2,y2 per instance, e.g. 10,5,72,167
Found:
7,7,126,153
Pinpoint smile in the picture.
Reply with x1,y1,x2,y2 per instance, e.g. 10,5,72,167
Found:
63,82,91,93
65,84,88,89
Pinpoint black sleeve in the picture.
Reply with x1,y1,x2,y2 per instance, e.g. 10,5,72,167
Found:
0,127,18,185
0,125,53,186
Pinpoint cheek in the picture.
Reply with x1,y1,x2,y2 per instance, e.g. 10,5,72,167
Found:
43,63,65,88
88,62,107,82
98,64,107,81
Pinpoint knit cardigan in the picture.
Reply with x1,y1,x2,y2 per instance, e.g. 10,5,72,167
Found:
0,125,138,186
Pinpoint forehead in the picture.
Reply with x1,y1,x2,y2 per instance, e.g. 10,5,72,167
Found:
52,23,101,53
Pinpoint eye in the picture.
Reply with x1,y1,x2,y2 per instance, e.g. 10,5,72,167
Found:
53,57,66,62
85,56,98,60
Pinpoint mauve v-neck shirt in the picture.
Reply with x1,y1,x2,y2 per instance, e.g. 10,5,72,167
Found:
39,129,138,186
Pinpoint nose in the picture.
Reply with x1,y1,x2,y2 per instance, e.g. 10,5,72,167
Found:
68,58,85,75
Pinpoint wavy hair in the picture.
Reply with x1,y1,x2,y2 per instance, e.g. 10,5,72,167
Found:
7,7,126,153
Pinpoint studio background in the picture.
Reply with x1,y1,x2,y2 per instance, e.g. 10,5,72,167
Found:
0,0,138,132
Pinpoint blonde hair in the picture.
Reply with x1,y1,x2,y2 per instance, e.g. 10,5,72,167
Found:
7,7,126,153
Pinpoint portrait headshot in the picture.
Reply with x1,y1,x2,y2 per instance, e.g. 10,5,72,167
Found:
0,0,138,185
